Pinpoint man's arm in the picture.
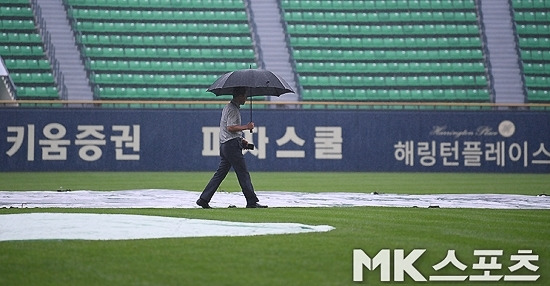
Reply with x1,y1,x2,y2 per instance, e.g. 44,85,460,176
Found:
227,122,254,133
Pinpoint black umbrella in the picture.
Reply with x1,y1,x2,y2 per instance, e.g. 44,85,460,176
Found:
207,68,294,97
207,69,294,131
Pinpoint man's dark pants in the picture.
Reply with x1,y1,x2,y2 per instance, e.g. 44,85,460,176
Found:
200,138,259,205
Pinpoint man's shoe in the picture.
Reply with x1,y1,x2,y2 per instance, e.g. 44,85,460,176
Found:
196,198,212,209
246,203,268,208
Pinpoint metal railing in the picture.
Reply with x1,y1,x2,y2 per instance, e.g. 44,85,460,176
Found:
1,99,549,110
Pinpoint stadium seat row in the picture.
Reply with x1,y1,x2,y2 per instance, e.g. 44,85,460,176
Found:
17,86,59,98
515,11,549,22
521,49,550,61
287,23,479,35
66,0,244,9
10,72,55,83
524,63,550,74
510,0,550,9
78,34,252,47
74,21,249,34
3,59,51,70
516,24,550,35
284,11,477,23
296,61,485,73
86,59,254,72
83,47,255,59
97,86,206,99
290,36,481,48
525,75,550,87
0,32,42,44
0,0,29,4
91,73,219,86
293,48,483,61
0,45,45,57
0,6,33,18
519,37,550,48
302,88,489,101
69,8,246,22
300,74,487,87
0,20,36,31
281,0,476,11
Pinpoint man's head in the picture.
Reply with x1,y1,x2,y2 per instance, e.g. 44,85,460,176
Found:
232,87,247,105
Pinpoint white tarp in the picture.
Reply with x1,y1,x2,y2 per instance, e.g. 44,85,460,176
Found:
0,213,334,241
1,190,548,241
0,190,548,209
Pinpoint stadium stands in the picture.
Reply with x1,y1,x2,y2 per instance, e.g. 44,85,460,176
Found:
1,0,548,105
511,0,550,102
281,0,491,102
0,0,58,99
64,0,257,100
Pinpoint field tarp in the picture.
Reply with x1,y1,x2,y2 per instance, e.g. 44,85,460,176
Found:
0,213,335,241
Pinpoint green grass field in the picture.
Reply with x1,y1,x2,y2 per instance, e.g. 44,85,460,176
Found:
1,172,549,286
1,172,549,195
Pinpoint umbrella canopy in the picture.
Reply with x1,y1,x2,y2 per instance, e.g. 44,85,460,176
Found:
207,69,294,96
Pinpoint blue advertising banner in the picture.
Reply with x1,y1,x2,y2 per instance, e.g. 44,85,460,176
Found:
0,108,549,172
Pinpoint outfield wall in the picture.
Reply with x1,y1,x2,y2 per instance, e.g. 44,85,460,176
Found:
1,108,549,173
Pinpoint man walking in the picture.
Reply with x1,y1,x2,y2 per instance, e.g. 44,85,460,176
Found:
196,87,267,209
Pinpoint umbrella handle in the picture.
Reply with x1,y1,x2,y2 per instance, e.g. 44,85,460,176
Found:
250,96,253,133
249,64,253,133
